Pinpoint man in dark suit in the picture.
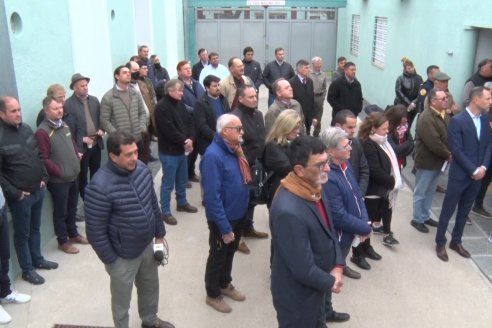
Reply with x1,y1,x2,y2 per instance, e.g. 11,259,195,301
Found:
270,136,344,328
435,86,492,261
193,75,230,156
289,59,316,135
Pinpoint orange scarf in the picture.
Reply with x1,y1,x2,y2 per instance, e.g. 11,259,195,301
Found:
280,172,321,202
228,143,252,184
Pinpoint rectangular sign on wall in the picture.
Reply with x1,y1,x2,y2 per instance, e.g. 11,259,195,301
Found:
246,1,286,5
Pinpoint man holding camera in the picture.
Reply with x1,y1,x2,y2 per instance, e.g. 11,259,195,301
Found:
84,131,173,328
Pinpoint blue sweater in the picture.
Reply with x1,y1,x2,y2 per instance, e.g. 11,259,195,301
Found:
323,162,371,249
84,160,165,264
200,134,249,234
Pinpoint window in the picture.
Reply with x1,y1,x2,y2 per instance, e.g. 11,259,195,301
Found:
350,15,360,56
372,16,388,69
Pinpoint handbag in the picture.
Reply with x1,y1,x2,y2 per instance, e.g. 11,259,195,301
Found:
248,158,273,205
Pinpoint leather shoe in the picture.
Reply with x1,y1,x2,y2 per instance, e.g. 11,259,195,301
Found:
186,181,192,189
436,185,446,193
34,259,58,270
364,245,382,260
411,220,429,233
436,245,448,262
189,175,200,183
343,266,361,279
424,218,439,227
242,227,269,239
142,318,175,328
22,270,45,285
326,311,350,323
58,242,79,254
162,214,177,225
237,241,250,254
350,255,371,270
449,242,471,258
69,234,89,245
176,203,198,213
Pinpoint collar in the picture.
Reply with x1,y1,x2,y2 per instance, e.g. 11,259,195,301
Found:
297,74,306,82
115,83,129,91
430,106,445,119
466,107,481,119
276,60,284,66
107,158,135,176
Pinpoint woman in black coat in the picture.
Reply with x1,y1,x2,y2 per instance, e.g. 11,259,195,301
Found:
385,104,414,170
359,112,403,246
263,109,302,208
394,57,423,126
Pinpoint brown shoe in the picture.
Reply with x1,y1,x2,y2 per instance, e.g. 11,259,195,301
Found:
186,182,192,189
205,295,232,313
176,203,198,213
189,175,200,183
220,284,246,301
449,242,471,258
242,227,269,239
58,242,79,254
436,245,448,262
161,214,177,225
436,185,446,193
142,318,175,328
237,241,250,254
69,234,89,245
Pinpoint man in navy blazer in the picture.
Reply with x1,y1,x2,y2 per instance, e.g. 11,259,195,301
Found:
270,136,344,328
435,86,492,261
289,59,316,135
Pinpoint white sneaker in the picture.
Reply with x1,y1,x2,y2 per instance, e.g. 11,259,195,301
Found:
0,305,12,324
0,290,31,304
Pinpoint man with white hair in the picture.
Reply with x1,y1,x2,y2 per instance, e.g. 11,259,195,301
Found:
309,57,328,137
201,114,250,313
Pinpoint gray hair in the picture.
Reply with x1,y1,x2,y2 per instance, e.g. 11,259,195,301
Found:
319,127,348,150
216,114,239,133
163,79,184,95
484,81,492,90
311,56,322,63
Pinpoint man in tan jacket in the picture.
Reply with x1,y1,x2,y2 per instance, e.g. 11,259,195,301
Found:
220,57,253,110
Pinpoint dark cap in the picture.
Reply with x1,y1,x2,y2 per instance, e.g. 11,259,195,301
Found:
70,73,90,90
433,72,451,81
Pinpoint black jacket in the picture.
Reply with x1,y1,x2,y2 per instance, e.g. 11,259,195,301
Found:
0,121,48,199
154,95,195,155
327,76,363,117
193,93,230,155
394,71,423,106
263,141,291,207
231,104,266,165
243,59,263,90
262,61,295,93
289,75,315,123
362,139,395,198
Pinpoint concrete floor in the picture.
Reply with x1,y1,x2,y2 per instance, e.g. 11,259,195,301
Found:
3,86,492,327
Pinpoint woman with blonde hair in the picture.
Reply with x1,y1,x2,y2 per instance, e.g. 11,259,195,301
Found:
394,57,423,126
264,109,302,208
359,112,403,247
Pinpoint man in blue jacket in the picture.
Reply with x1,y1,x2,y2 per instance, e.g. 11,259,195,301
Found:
85,131,173,328
201,114,250,313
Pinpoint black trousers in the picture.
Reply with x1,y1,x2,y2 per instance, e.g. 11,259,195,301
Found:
79,145,101,200
0,206,11,298
474,166,492,208
47,180,79,244
205,218,245,298
187,147,199,179
365,197,392,234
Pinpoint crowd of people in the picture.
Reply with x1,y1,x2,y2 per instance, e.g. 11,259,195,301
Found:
0,42,491,328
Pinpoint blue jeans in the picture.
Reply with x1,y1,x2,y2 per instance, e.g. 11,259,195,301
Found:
47,181,80,244
6,187,45,273
413,169,441,223
159,153,188,215
0,206,12,298
267,93,275,107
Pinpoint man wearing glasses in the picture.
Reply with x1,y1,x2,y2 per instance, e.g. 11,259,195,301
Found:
270,135,344,328
201,114,249,313
412,88,451,234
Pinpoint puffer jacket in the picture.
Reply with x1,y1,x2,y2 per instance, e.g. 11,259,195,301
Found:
84,160,165,264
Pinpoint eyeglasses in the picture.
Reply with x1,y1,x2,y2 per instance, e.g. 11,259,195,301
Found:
337,139,352,151
306,160,329,172
224,126,243,132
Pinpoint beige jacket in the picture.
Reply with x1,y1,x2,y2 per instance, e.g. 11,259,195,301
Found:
219,74,253,108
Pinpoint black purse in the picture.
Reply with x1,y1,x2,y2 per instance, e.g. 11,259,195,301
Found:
248,158,273,205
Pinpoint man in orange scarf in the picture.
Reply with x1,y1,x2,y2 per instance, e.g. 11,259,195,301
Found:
270,135,344,328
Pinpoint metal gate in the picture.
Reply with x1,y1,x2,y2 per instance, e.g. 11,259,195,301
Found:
193,7,338,71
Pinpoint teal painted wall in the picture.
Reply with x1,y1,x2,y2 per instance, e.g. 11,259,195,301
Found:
336,1,491,107
107,0,137,67
0,0,17,98
4,0,74,125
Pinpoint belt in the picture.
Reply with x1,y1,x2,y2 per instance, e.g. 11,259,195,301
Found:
314,92,324,96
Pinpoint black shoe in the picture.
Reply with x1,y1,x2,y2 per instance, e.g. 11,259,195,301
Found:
411,220,429,233
149,155,158,162
176,203,198,213
189,175,200,183
371,224,384,234
326,311,350,323
383,233,400,246
34,259,59,270
424,218,439,227
142,318,175,328
364,245,382,260
343,266,361,279
350,255,371,270
186,181,192,189
472,206,492,219
22,270,45,285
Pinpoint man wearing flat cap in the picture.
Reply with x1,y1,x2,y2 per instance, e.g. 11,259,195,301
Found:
64,73,104,200
424,71,459,116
